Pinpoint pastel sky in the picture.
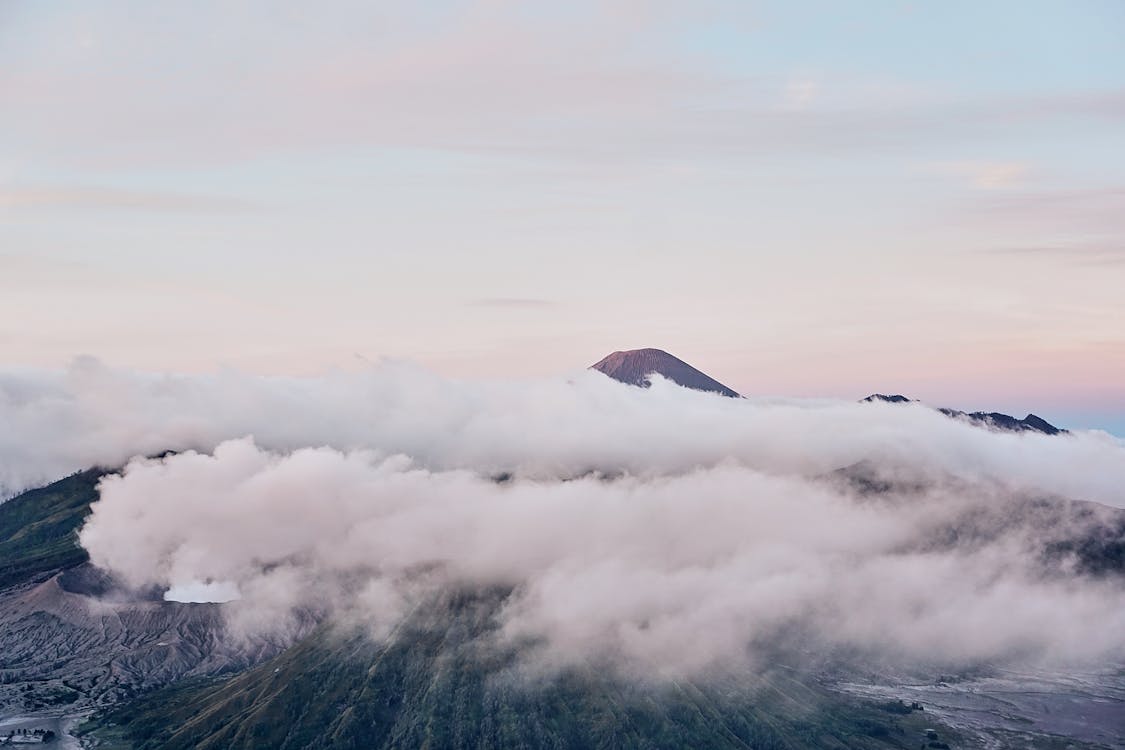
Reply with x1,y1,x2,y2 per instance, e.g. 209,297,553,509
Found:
2,1,1123,433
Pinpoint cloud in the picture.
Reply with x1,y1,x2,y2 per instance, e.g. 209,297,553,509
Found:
968,187,1125,269
3,358,1125,504
930,160,1030,190
2,358,1123,675
79,437,1125,677
974,187,1125,233
988,243,1125,266
466,298,558,308
782,77,819,109
0,185,258,213
3,3,1122,171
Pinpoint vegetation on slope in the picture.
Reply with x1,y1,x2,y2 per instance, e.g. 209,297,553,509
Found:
92,588,944,750
0,469,104,589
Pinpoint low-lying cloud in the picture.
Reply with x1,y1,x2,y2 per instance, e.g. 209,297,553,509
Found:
3,357,1124,504
80,439,1125,676
4,358,1125,675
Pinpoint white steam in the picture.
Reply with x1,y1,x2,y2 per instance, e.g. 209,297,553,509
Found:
163,580,241,603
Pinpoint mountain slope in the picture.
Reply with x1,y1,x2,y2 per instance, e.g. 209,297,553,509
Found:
0,567,304,714
89,587,943,750
0,470,308,719
0,468,104,589
861,394,1065,436
938,407,1065,435
591,349,740,397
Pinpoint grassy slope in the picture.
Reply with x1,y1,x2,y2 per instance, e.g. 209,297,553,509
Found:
95,589,945,750
0,468,103,589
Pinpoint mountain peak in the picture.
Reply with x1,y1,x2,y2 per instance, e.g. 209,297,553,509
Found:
590,348,740,398
938,408,1065,436
859,393,1065,435
861,394,915,404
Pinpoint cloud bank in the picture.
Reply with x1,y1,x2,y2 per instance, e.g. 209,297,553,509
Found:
3,357,1124,504
80,438,1125,677
4,357,1119,675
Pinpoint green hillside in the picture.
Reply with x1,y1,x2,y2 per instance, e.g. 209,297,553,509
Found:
0,469,104,589
91,588,946,750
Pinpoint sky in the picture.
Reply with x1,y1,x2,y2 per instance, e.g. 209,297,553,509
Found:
1,1,1123,433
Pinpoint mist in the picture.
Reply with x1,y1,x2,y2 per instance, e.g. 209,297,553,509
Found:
4,357,1115,676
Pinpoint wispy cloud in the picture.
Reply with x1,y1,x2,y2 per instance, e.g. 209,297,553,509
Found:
988,243,1125,266
0,185,258,213
929,160,1031,190
467,298,558,309
781,77,820,109
968,186,1125,237
2,4,1123,171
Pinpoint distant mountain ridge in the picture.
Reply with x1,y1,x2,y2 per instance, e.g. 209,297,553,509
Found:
860,393,913,404
861,393,1065,436
590,348,740,397
587,350,1063,435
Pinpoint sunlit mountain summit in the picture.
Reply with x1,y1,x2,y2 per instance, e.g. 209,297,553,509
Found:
590,348,741,398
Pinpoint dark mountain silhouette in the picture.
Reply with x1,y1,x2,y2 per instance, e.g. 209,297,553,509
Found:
590,348,740,397
938,408,1065,436
860,394,1065,436
861,394,914,404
